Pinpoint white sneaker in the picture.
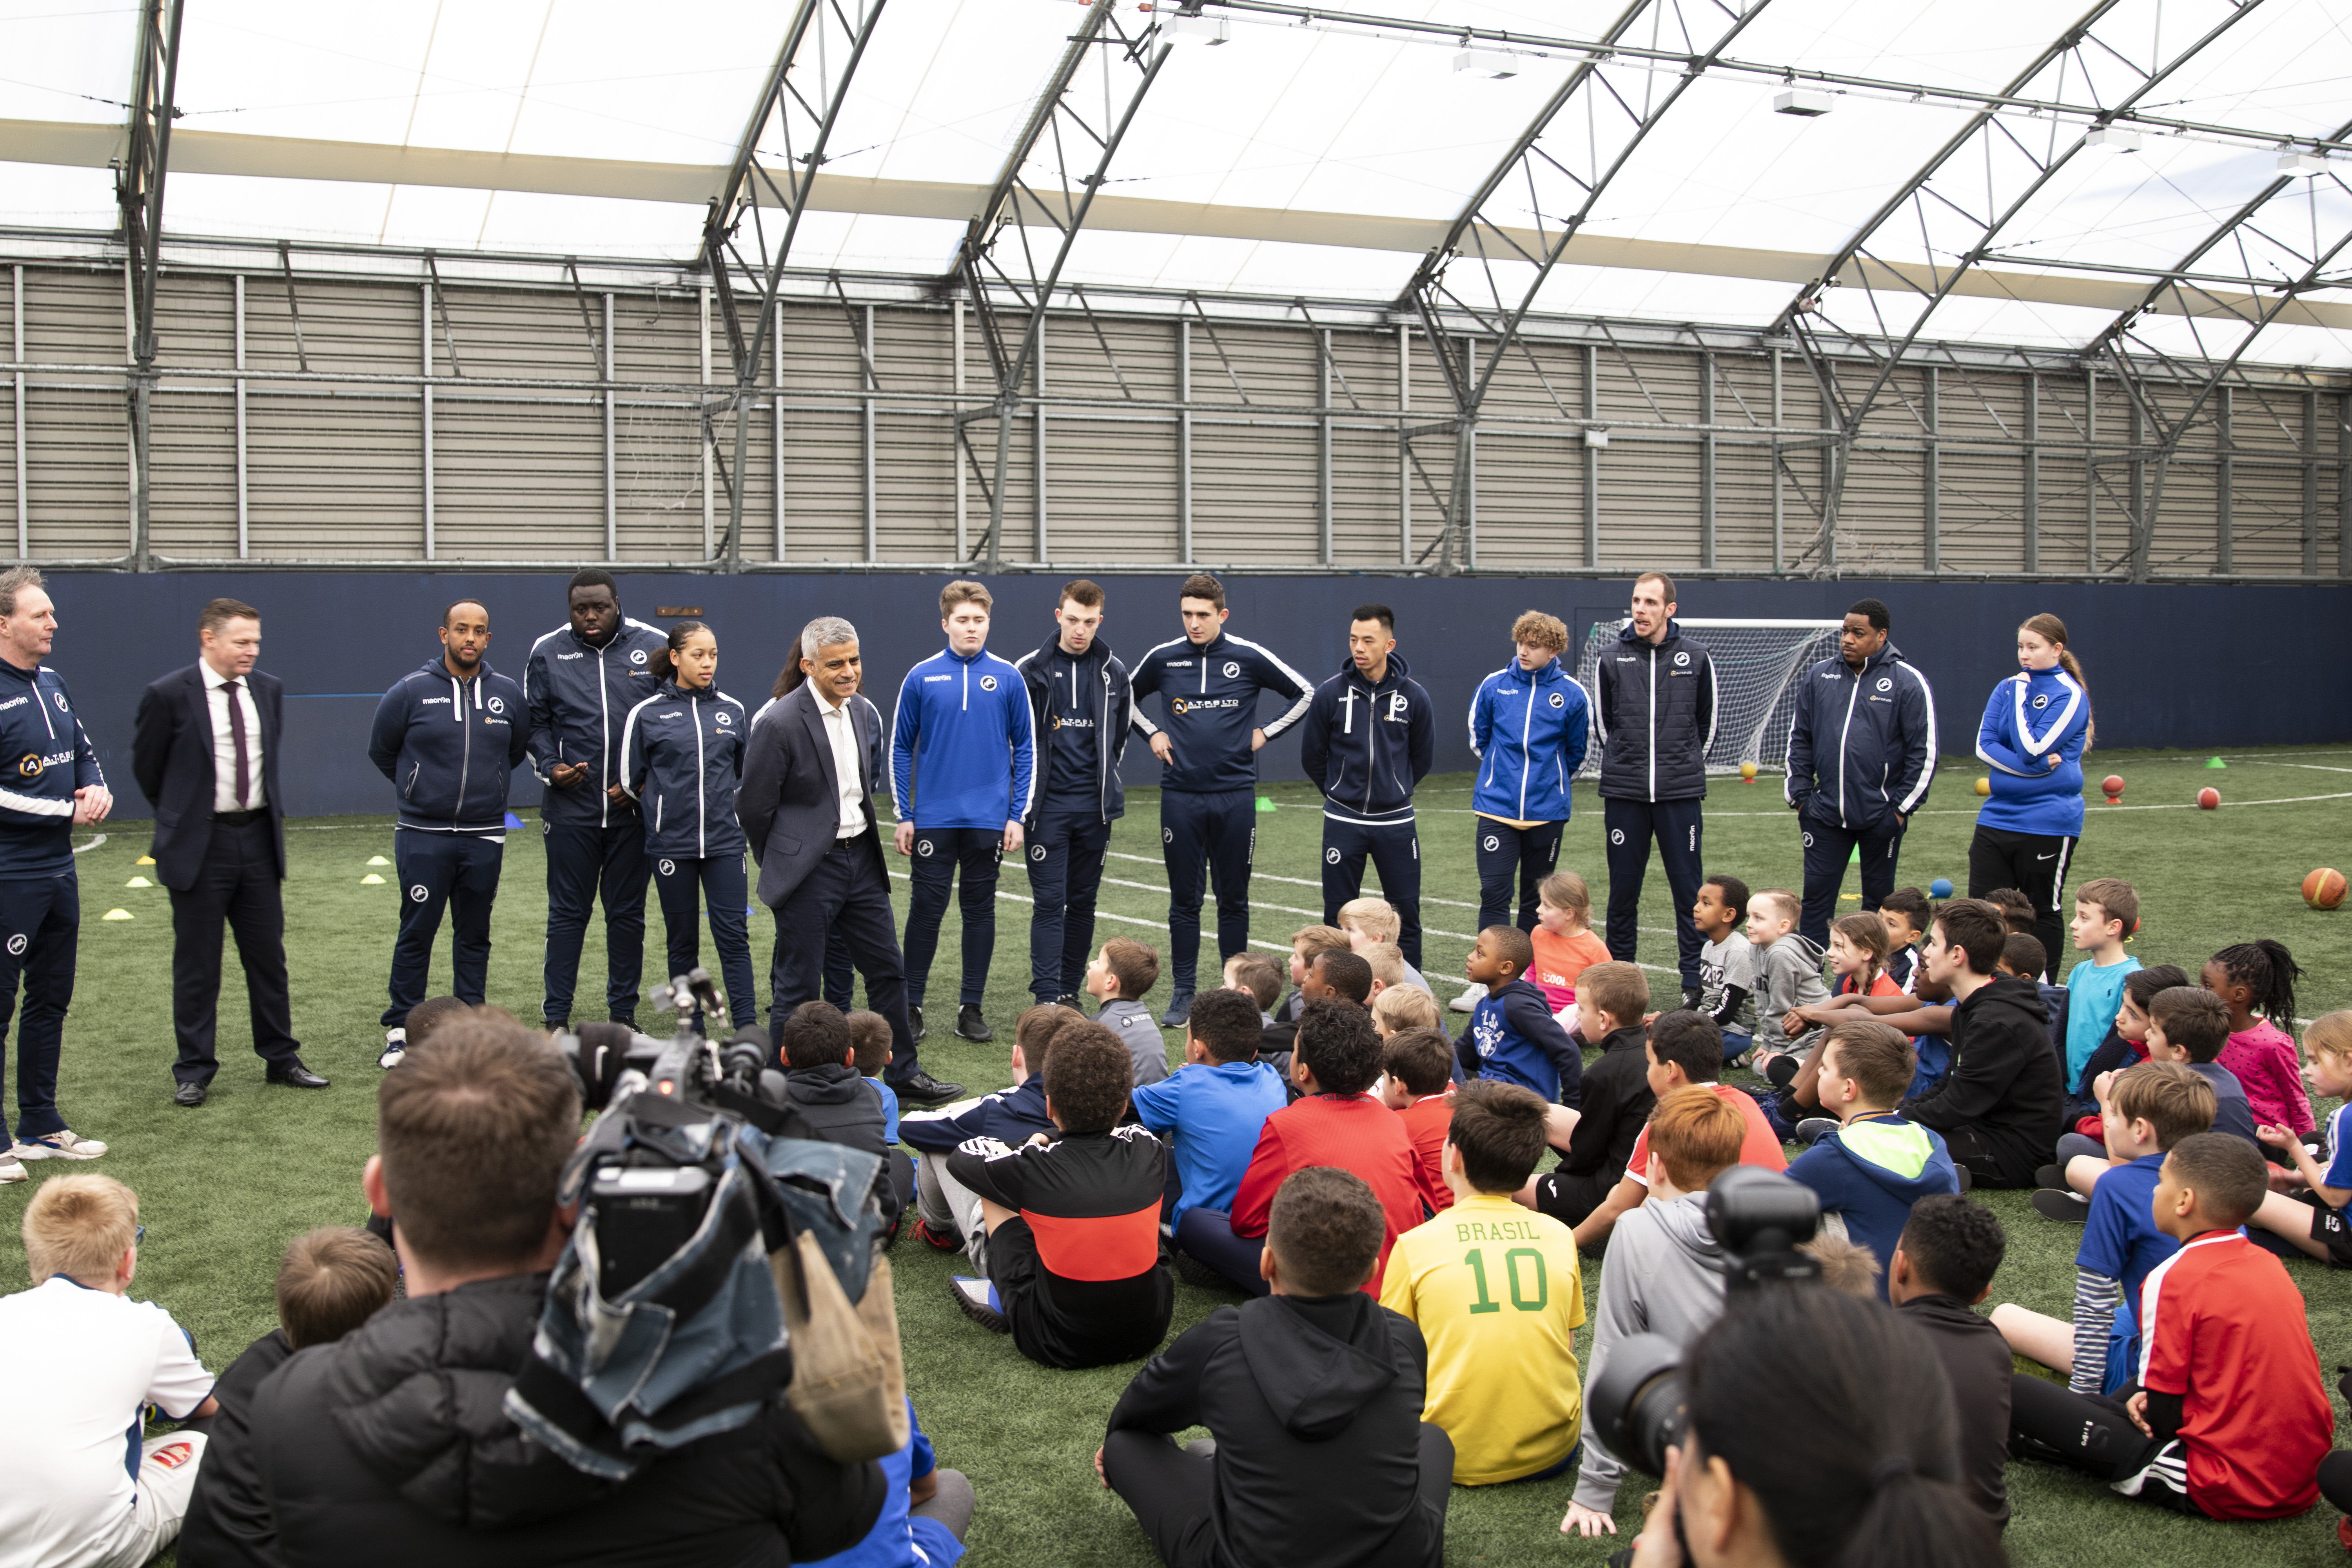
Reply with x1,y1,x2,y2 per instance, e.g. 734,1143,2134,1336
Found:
1449,981,1485,1014
0,1155,23,1183
379,1028,407,1069
16,1128,106,1161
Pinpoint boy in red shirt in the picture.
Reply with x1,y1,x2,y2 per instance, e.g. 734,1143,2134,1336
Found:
1174,1000,1421,1296
1378,1027,1456,1215
2009,1132,2332,1519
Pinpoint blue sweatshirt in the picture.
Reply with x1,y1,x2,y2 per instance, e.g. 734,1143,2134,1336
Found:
1454,977,1584,1107
891,647,1036,831
1299,652,1434,826
1467,655,1589,822
1128,630,1314,794
619,681,749,859
0,658,103,877
1973,666,2089,837
1129,1057,1290,1223
522,617,668,828
367,658,530,834
1784,1112,1960,1299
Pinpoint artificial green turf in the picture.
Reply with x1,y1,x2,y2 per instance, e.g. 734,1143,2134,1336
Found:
5,744,2352,1565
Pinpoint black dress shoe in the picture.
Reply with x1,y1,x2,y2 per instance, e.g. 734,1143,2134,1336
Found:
908,1004,927,1042
267,1059,332,1089
173,1082,207,1107
891,1069,966,1108
954,1004,994,1043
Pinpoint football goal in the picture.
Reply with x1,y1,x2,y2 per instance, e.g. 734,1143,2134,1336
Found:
1571,619,1843,775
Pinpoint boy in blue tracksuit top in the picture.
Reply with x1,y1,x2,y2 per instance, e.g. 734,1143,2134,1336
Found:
0,570,110,1169
523,569,667,1030
1453,926,1583,1107
1299,605,1434,968
1129,990,1289,1225
1128,573,1314,1024
891,581,1036,1045
1784,1021,1960,1298
367,600,530,1063
1783,599,1938,949
1967,615,2091,980
619,621,753,1035
1466,612,1590,935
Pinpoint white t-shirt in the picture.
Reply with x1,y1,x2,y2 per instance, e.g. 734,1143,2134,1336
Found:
0,1276,214,1568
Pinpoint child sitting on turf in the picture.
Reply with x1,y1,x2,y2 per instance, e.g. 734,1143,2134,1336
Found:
1996,934,2070,1056
1128,989,1288,1229
1099,1167,1452,1568
1899,899,2063,1189
1362,943,1412,1000
1563,1088,1743,1538
1178,1001,1424,1298
903,1004,1076,1258
0,1174,218,1568
2001,1063,2213,1397
2060,964,2181,1133
777,1002,894,1217
1748,889,1830,1070
1519,962,1652,1229
1784,1020,1960,1296
2205,939,2312,1142
1262,951,1376,1078
1338,896,1430,993
2008,1133,2334,1520
1275,925,1353,1024
2249,1011,2352,1267
1527,871,1612,1020
1086,937,1168,1087
1879,887,1933,993
1371,982,1442,1039
1223,951,1283,1029
847,1009,902,1144
1829,911,1903,1004
1454,925,1583,1108
1983,886,2036,936
178,1226,399,1566
2053,988,2255,1188
2062,877,2140,1089
1888,1196,2014,1530
1378,1027,1458,1215
801,1396,974,1568
945,1022,1174,1368
1381,1082,1588,1485
1559,1010,1787,1250
1691,874,1757,1057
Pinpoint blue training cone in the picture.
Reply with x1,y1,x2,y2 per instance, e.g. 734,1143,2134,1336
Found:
504,811,525,830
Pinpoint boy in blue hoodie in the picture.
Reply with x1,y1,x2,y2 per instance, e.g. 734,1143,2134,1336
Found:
1785,1019,1960,1298
1454,926,1582,1109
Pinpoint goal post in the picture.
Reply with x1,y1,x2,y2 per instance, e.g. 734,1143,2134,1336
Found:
1572,619,1843,775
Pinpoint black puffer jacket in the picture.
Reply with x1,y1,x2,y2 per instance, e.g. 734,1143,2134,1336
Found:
1902,973,2063,1182
1594,620,1717,803
250,1274,884,1568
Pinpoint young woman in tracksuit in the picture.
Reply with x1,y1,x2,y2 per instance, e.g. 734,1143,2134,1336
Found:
1465,610,1590,936
620,621,754,1033
1970,612,2092,981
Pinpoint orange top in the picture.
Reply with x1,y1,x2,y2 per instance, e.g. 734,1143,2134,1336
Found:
1530,926,1613,1012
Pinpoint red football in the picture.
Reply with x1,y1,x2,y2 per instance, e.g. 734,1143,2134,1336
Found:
2197,788,2220,810
2305,869,2347,911
2100,774,2125,797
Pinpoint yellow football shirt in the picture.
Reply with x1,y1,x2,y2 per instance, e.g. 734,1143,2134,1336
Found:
1378,1191,1587,1485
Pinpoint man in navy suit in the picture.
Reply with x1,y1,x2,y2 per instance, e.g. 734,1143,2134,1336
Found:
132,597,325,1105
740,616,961,1108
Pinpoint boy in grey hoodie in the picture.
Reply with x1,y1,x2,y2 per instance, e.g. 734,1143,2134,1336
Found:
1087,938,1169,1087
1560,1086,1746,1537
1746,889,1829,1066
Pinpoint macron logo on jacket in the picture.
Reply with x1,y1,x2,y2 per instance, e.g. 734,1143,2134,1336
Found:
891,647,1036,831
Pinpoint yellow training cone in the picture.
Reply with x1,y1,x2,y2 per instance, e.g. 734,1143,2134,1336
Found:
361,873,387,885
135,855,156,866
126,876,152,888
102,908,132,920
366,855,390,866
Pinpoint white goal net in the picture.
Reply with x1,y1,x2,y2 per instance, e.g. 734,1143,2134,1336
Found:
1573,619,1842,774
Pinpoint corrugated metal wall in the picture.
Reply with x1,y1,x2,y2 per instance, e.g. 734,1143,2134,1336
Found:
3,258,2343,578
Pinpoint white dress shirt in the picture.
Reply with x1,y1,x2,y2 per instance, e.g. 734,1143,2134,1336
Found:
815,690,866,839
203,664,265,813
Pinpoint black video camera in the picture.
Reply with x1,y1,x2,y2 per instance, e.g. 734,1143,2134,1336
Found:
1587,1166,1823,1481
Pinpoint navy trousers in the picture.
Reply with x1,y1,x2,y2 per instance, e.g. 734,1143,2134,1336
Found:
1602,796,1706,988
1473,818,1564,934
651,850,756,1034
772,829,921,1079
540,818,649,1026
823,930,855,1010
383,829,503,1027
1319,816,1423,969
902,827,1003,1009
1797,813,1908,951
169,815,299,1087
1161,788,1254,995
1025,811,1112,1002
0,869,76,1143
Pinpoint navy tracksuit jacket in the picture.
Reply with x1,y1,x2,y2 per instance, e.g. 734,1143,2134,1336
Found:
1299,653,1434,965
621,680,754,1030
1784,642,1938,946
1013,633,1132,1002
0,657,102,1143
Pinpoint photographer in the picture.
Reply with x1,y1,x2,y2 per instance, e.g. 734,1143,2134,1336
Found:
248,1011,885,1566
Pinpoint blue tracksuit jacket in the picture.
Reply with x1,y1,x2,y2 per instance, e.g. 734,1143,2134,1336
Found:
1454,977,1584,1107
619,681,750,859
891,646,1036,831
0,658,103,876
368,658,531,834
1299,652,1434,826
1468,655,1590,821
1128,631,1314,793
523,617,668,828
1784,642,1938,832
1974,666,2090,837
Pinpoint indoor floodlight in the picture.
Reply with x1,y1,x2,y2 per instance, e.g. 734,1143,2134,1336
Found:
1774,89,1832,117
2278,149,2330,177
1584,428,1610,449
2085,127,2140,152
1162,14,1230,44
1453,49,1518,78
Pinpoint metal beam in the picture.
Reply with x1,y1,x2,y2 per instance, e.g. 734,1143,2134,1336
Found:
117,0,184,573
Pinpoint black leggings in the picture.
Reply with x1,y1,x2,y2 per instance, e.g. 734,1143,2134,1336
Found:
1102,1425,1454,1568
1966,825,2078,983
2009,1376,2202,1515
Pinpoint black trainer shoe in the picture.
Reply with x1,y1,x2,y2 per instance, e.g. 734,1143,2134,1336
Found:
1159,991,1195,1029
891,1069,966,1108
955,1004,994,1042
1793,1116,1839,1145
908,1004,926,1043
1052,993,1083,1013
950,1276,1010,1333
1171,1249,1234,1292
2032,1188,2090,1223
1680,986,1703,1011
2035,1163,2069,1191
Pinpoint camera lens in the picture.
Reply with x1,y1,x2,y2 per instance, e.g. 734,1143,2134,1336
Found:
1588,1332,1688,1479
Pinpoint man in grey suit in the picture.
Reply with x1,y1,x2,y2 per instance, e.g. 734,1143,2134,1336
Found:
740,616,962,1107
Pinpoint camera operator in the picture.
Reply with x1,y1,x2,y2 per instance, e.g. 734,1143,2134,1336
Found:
246,1010,884,1566
1610,1289,2003,1568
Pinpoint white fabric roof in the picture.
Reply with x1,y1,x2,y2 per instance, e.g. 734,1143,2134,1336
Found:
2,0,2347,364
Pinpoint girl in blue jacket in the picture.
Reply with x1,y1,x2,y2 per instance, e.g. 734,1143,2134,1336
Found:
621,621,754,1033
1464,612,1591,961
1969,612,2091,981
